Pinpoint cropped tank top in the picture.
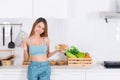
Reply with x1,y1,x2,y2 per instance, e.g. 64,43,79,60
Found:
29,38,47,56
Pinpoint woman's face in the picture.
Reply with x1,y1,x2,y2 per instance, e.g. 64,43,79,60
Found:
34,22,45,35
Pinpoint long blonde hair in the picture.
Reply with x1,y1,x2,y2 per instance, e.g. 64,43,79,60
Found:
29,17,48,37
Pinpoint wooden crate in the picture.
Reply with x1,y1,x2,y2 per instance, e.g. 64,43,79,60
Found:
2,60,13,66
68,58,92,67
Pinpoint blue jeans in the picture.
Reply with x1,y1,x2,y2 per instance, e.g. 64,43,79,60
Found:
27,60,51,80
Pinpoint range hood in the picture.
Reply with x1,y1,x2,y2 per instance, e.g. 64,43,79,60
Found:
100,12,120,23
100,0,120,23
100,12,120,19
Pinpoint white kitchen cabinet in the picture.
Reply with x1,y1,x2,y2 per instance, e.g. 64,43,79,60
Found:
1,65,120,80
86,71,120,80
33,0,68,19
0,71,27,80
51,71,85,80
0,0,32,18
0,70,85,80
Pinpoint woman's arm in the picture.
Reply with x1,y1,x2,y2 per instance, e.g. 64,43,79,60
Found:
21,39,30,63
45,37,57,58
47,50,57,58
23,49,29,62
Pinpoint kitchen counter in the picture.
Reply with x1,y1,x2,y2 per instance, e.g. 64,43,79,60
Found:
0,62,120,72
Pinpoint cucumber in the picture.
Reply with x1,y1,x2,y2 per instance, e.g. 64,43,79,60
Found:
75,52,85,58
66,52,77,58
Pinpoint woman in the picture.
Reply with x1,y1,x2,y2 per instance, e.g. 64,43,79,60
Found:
21,17,57,80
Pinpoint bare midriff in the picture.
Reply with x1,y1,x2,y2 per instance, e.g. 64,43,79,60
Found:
30,54,48,62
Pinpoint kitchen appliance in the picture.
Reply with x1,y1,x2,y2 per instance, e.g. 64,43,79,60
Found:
8,26,15,48
0,60,2,66
3,26,5,46
104,61,120,68
115,0,120,12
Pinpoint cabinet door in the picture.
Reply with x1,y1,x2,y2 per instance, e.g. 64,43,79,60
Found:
0,0,32,18
33,0,68,18
86,72,120,80
51,71,85,80
0,71,27,80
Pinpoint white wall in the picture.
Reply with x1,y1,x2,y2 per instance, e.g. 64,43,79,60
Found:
1,0,120,65
66,0,120,62
0,18,68,64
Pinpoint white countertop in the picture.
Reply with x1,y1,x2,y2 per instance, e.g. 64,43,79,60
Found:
0,62,120,72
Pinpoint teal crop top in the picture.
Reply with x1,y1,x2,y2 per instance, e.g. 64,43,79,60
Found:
29,38,47,56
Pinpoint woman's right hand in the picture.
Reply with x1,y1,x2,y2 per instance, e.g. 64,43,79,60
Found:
22,61,30,65
21,41,28,51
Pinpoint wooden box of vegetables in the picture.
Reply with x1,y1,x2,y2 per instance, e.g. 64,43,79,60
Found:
65,46,92,67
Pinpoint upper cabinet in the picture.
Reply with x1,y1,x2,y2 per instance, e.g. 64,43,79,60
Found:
33,0,68,19
0,0,32,18
0,0,68,18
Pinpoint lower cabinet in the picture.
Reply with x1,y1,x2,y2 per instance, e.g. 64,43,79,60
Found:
0,70,85,80
1,70,120,80
86,71,120,80
0,71,27,80
51,71,85,80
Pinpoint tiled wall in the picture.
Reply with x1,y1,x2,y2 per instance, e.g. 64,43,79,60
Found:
0,18,68,65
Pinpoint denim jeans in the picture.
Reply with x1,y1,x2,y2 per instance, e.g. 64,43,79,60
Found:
27,60,51,80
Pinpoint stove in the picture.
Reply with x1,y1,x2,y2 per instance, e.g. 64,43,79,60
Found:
104,61,120,68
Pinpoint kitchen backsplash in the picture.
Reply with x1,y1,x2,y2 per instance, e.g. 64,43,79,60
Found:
0,18,68,65
1,17,120,64
0,18,68,49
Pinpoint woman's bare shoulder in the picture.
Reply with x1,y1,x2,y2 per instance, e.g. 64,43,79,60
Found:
43,37,49,41
43,37,50,44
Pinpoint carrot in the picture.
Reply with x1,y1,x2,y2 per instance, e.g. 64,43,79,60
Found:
85,53,91,58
